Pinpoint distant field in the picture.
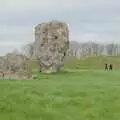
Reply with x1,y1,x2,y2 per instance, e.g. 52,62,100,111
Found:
63,56,120,70
0,69,120,120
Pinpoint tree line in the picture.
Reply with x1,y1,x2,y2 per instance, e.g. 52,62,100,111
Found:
9,41,120,60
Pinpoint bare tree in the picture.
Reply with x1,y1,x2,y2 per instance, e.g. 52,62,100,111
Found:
22,42,34,58
12,48,20,55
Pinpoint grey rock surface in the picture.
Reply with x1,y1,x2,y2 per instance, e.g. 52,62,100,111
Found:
34,20,69,73
0,53,32,79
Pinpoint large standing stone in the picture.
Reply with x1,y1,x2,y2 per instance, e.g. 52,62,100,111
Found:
34,20,69,73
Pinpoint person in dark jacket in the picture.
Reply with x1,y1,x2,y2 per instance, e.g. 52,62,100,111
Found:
105,64,108,70
109,64,113,71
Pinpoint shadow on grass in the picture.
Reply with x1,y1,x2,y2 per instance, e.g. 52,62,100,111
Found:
36,70,73,75
34,69,76,80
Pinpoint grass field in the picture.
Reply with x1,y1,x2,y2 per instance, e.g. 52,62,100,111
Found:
0,68,120,120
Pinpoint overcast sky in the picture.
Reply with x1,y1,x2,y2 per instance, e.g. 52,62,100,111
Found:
0,0,120,55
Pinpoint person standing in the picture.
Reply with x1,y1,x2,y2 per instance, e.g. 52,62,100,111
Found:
109,64,113,71
105,64,108,70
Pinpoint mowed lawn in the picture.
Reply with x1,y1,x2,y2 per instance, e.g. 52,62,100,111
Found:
0,70,120,120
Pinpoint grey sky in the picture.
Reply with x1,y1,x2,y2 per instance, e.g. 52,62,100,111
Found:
0,0,120,55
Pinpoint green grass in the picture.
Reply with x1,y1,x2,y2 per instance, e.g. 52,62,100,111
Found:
0,69,120,120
